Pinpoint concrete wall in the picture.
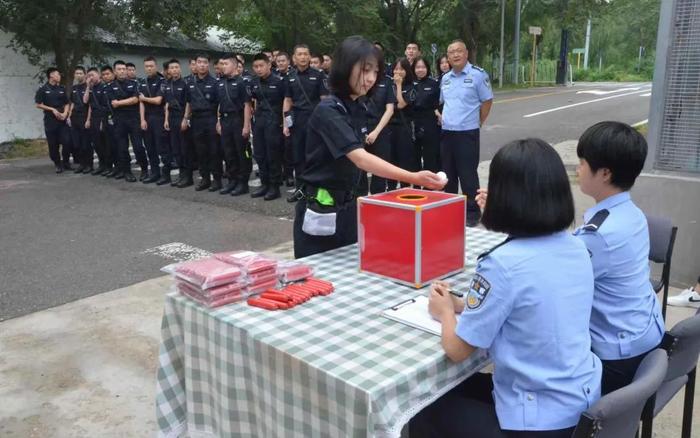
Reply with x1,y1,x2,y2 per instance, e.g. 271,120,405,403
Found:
0,30,216,143
633,172,700,287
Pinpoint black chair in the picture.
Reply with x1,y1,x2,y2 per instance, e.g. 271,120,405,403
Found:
641,308,700,438
646,214,678,319
572,349,668,438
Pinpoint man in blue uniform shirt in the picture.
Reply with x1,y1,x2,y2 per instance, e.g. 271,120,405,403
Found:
574,121,665,395
34,67,72,173
439,39,493,226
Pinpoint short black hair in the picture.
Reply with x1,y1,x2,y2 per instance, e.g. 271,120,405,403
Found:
323,54,332,60
577,121,647,190
436,54,449,74
194,53,210,61
293,44,310,54
329,35,384,99
406,41,421,50
392,57,415,83
45,67,60,78
253,53,270,63
236,54,245,63
87,67,99,74
310,53,322,61
162,61,169,71
144,56,156,63
113,60,126,68
100,65,113,73
166,58,180,69
481,138,575,237
412,57,431,78
125,62,136,68
373,41,385,51
189,56,197,63
276,51,290,60
221,53,238,62
74,65,86,73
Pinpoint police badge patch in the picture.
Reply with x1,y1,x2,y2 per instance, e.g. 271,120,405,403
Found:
466,274,491,310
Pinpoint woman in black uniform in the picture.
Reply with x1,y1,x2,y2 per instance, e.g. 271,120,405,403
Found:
436,54,451,80
387,57,417,190
293,36,445,259
412,57,441,174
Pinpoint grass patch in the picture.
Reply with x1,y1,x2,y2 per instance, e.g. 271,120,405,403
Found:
0,138,49,160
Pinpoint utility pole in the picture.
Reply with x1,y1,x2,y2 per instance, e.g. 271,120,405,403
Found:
584,18,591,69
513,0,521,84
499,0,505,88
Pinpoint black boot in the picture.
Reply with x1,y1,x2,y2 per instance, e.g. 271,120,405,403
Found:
264,185,281,201
195,177,211,192
124,172,137,183
63,162,74,171
171,173,182,187
138,166,148,182
55,164,63,174
101,166,114,176
209,177,222,192
74,165,85,174
143,171,161,184
285,177,295,187
113,170,125,180
231,182,249,196
82,165,93,174
156,170,171,186
105,168,118,178
251,185,269,198
219,180,237,195
176,172,194,188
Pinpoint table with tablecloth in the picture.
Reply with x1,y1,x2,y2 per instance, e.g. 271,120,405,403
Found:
155,227,506,438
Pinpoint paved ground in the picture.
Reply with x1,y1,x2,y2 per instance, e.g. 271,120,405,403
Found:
0,82,652,321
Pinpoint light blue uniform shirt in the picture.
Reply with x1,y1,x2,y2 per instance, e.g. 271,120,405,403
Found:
574,192,665,360
439,63,493,131
456,232,602,431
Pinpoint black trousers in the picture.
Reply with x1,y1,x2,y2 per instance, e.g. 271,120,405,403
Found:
409,373,576,438
601,345,659,395
293,199,358,259
114,115,147,173
105,116,119,168
358,125,392,195
388,120,417,190
70,113,92,167
44,118,72,166
191,113,222,180
143,112,169,175
253,115,283,186
220,113,252,183
168,113,191,175
290,110,312,184
414,115,441,173
441,129,481,214
89,113,112,168
283,135,294,180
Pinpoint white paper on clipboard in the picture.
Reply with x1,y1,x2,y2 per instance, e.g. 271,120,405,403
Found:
382,295,442,336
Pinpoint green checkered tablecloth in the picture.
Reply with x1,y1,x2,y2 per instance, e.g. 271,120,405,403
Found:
155,228,505,438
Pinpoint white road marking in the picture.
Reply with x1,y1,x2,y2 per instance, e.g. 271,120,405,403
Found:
576,87,641,96
632,119,649,127
142,242,211,262
640,93,652,97
523,89,652,118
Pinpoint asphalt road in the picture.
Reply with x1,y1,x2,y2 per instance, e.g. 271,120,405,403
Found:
0,82,652,321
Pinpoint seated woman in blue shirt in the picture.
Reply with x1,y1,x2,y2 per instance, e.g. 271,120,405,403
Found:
410,138,602,438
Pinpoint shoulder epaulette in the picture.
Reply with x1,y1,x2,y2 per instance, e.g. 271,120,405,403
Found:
477,237,514,261
582,209,609,232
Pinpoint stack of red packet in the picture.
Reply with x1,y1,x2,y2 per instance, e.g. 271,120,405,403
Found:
214,250,279,293
162,257,249,308
247,278,334,310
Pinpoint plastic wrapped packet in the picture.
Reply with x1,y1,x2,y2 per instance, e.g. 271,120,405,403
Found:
176,279,247,298
277,261,314,283
214,250,278,274
246,278,279,296
246,269,279,285
162,257,243,290
177,283,249,308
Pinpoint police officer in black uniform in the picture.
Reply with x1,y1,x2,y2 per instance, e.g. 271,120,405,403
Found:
360,71,395,194
181,54,222,192
139,56,170,184
249,53,286,201
293,36,444,258
68,66,92,173
99,66,121,177
107,60,148,182
84,67,113,175
282,44,329,201
163,59,193,188
412,57,441,174
216,53,253,196
387,57,418,189
35,67,72,173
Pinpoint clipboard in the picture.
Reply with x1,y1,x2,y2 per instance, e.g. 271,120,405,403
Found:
382,295,441,336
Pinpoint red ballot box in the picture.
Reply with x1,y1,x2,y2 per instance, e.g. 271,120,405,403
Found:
358,188,466,288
